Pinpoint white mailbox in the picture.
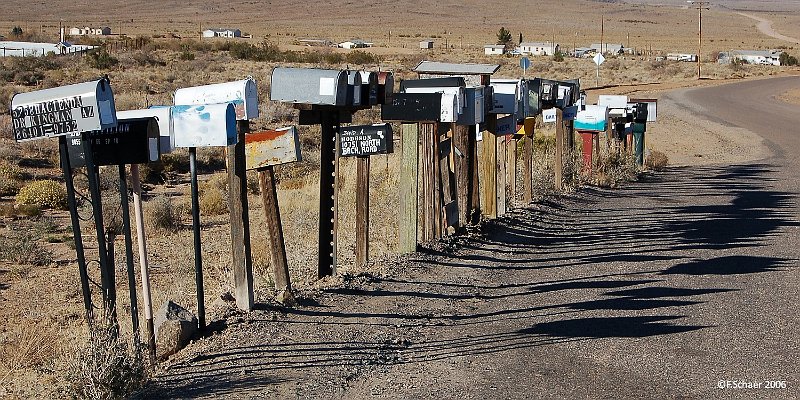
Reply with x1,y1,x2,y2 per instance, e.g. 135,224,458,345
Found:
270,68,349,106
440,92,459,123
598,95,628,110
173,78,259,121
172,103,237,148
118,107,175,153
574,105,609,132
11,78,117,142
489,79,520,115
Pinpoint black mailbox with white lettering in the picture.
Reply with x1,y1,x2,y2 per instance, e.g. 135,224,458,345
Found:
338,123,393,157
67,117,160,167
381,93,442,122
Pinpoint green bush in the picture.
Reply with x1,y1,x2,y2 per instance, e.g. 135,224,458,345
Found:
87,49,119,69
15,180,67,209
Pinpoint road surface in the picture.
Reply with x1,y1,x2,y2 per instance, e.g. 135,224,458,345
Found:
736,12,800,45
140,76,800,399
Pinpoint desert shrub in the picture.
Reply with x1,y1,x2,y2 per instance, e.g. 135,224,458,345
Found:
65,325,148,400
0,229,53,266
0,160,25,180
345,50,381,65
324,52,344,64
0,203,41,217
199,174,229,216
246,170,261,195
145,195,181,233
1,55,63,86
595,151,637,188
530,135,556,195
645,150,669,171
0,176,22,196
131,50,166,67
179,50,195,61
160,152,190,174
87,49,119,70
16,180,67,209
779,52,798,66
552,51,564,62
196,147,226,172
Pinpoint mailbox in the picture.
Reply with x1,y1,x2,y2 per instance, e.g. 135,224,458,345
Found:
489,79,520,115
574,105,609,132
338,123,393,157
173,78,258,121
346,70,363,107
270,67,349,106
66,117,160,168
11,78,117,142
118,107,174,153
381,93,442,122
358,71,379,106
399,77,465,90
630,98,657,122
244,126,302,170
439,92,459,123
377,71,394,105
598,95,628,109
172,103,237,148
457,87,485,125
632,102,649,123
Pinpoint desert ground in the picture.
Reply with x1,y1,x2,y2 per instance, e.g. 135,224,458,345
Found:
1,0,799,398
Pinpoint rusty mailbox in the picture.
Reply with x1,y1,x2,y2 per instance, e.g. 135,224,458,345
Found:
66,117,160,167
11,78,117,142
270,67,349,106
172,103,238,148
244,127,302,170
174,78,259,121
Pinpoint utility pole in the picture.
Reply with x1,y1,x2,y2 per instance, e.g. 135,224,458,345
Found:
688,1,710,79
600,15,604,54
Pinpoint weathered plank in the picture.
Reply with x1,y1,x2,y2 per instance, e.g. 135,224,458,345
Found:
258,167,293,303
481,114,498,219
355,156,370,267
228,120,254,311
399,124,419,253
555,108,564,191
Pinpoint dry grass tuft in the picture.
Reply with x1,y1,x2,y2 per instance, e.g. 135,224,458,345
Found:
594,151,638,188
199,173,229,216
0,228,53,266
645,150,669,171
145,195,181,233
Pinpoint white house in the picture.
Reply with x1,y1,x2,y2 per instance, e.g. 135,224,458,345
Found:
69,26,111,36
590,43,625,55
667,53,698,62
518,42,559,56
339,39,372,49
419,40,434,49
202,28,242,38
726,50,781,66
484,44,505,55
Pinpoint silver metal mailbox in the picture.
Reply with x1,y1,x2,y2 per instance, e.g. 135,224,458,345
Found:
346,71,363,106
440,92,459,123
11,78,117,142
270,67,349,106
358,71,379,106
172,103,237,148
118,107,175,153
173,78,259,121
458,87,485,125
489,79,520,115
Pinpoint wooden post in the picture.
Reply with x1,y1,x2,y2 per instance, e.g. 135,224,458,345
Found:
117,165,139,341
432,124,443,239
507,137,517,209
318,111,338,277
452,123,471,227
420,122,437,241
355,156,370,267
439,135,456,230
481,115,498,219
522,125,534,204
228,121,254,311
555,108,564,191
130,164,156,362
258,166,294,303
496,134,507,217
468,125,480,224
399,124,419,253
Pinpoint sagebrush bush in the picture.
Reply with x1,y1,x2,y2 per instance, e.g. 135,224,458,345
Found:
0,230,53,266
0,160,24,196
145,195,180,233
15,180,67,209
645,150,669,171
199,174,229,216
595,151,638,188
66,325,148,400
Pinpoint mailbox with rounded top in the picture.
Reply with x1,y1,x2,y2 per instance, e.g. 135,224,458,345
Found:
172,103,237,148
173,78,258,121
11,78,117,142
377,72,394,105
118,107,174,153
574,105,609,132
358,71,379,106
346,71,363,106
270,67,349,106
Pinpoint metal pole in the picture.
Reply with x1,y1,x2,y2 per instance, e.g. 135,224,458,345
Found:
59,136,93,323
118,164,140,342
130,164,156,362
189,147,205,330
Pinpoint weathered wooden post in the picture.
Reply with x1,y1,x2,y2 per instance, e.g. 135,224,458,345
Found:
521,117,536,202
11,79,119,326
399,123,419,253
244,127,302,303
554,108,564,191
175,78,260,312
171,103,238,326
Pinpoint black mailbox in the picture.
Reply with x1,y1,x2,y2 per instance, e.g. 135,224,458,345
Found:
67,117,160,168
399,77,466,90
634,102,649,123
381,93,443,122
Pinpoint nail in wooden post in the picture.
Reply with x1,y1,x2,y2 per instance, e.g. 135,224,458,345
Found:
258,166,294,303
130,164,156,362
228,120,254,311
399,124,419,253
355,156,370,267
555,108,564,191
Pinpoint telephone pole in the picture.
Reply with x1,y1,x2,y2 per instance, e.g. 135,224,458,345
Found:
688,1,710,79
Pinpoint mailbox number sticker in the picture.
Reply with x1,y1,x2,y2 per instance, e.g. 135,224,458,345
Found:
320,77,335,96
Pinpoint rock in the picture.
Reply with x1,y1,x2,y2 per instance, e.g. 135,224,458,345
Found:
153,300,198,360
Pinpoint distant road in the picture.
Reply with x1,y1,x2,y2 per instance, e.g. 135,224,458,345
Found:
736,12,800,45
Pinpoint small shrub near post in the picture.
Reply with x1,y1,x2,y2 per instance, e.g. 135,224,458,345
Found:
145,195,181,233
15,180,67,210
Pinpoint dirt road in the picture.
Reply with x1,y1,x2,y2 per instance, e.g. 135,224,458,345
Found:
140,77,800,399
736,12,800,45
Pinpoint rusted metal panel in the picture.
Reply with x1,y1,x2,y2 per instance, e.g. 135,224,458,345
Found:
174,78,259,121
244,127,301,170
11,78,117,142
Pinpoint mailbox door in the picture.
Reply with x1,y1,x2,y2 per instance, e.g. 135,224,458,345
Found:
118,107,175,153
489,80,519,115
66,117,159,167
346,71,363,106
381,93,442,122
172,103,237,148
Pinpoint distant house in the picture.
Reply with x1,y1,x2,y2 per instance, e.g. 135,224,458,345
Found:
518,42,559,56
721,50,781,66
419,40,434,49
298,38,333,47
667,53,698,62
202,28,242,38
573,47,592,58
590,43,626,55
484,44,505,55
69,26,111,36
339,39,372,49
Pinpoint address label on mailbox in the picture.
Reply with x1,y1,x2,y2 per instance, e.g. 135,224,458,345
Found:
244,127,302,171
66,117,159,168
11,78,117,142
338,124,393,157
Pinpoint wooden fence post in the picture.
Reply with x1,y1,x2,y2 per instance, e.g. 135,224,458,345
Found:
496,133,507,217
507,136,517,209
228,120,254,311
555,108,564,191
522,122,534,204
130,164,156,362
452,123,471,227
481,115,498,219
399,124,419,253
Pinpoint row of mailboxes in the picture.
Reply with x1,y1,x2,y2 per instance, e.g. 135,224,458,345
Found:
270,67,394,107
488,78,582,123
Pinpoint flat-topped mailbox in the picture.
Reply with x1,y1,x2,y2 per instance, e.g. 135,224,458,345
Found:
11,78,117,142
598,95,629,118
174,78,259,121
346,71,363,107
401,78,465,123
244,127,302,170
172,103,237,148
339,123,393,157
358,71,379,106
118,107,174,153
489,79,521,115
270,67,349,106
458,87,485,125
381,93,442,122
574,105,609,132
66,117,159,167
